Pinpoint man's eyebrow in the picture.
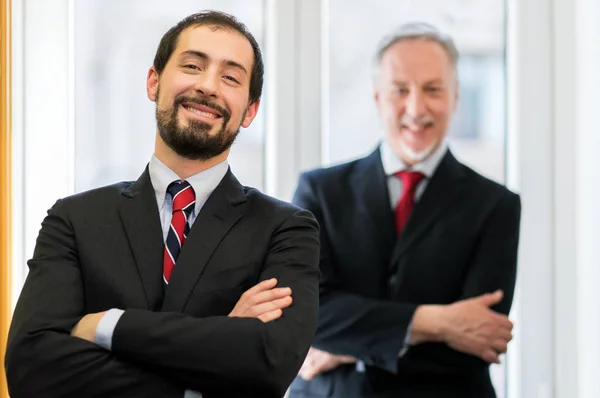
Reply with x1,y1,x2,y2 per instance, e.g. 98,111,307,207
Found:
179,50,248,75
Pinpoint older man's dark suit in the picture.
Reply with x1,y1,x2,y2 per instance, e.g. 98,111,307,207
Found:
289,147,521,398
5,167,320,398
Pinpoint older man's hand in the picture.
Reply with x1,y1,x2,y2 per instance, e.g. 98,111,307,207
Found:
298,347,357,380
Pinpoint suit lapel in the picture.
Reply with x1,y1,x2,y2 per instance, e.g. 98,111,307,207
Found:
390,151,467,268
350,148,397,260
118,167,165,310
161,169,247,312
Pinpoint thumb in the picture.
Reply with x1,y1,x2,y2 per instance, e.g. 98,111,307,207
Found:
476,290,504,307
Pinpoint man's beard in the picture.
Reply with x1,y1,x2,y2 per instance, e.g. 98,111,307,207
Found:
397,115,438,163
156,93,242,161
397,138,438,163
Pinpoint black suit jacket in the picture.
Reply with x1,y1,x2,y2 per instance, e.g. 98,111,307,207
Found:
289,147,521,398
5,167,321,398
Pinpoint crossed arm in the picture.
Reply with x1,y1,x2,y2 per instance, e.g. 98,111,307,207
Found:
293,174,521,379
5,200,320,398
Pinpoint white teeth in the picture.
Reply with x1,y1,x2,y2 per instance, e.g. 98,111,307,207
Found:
404,125,427,131
184,106,217,119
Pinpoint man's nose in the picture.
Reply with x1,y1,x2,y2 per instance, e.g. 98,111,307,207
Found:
405,91,426,118
192,71,219,97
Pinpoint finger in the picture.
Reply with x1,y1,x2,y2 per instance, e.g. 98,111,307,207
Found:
248,287,292,306
491,339,509,354
312,355,348,375
298,361,310,377
472,290,503,306
338,355,357,364
240,278,278,299
300,356,321,380
490,313,513,330
236,287,291,314
308,355,330,375
493,327,513,342
247,296,293,317
257,308,283,323
309,347,328,356
299,368,316,381
305,347,319,358
481,348,500,364
476,290,503,307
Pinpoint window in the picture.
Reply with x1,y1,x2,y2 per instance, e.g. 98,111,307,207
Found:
325,0,506,183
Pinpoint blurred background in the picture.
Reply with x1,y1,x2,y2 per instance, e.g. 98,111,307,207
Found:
2,0,600,397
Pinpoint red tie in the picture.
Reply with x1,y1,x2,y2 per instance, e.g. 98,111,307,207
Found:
394,171,425,235
163,181,196,284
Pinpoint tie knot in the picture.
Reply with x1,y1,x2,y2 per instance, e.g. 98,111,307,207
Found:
168,180,196,213
396,171,425,192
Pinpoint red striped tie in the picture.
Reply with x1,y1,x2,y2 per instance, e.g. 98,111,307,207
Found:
163,181,196,284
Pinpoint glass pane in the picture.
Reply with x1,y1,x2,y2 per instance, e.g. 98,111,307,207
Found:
74,0,265,193
326,0,507,395
326,0,506,184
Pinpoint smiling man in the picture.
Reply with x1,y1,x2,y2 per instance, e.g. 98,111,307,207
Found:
289,23,521,398
5,11,320,398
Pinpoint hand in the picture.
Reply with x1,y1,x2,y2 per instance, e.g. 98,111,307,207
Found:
441,290,513,364
228,278,293,323
71,311,107,343
298,347,357,380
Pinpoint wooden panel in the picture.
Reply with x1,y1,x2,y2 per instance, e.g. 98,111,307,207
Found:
0,0,11,396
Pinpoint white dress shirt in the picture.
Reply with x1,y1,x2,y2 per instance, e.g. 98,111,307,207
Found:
380,138,448,207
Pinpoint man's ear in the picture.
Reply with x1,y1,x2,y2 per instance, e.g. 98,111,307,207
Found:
241,99,261,128
147,67,159,102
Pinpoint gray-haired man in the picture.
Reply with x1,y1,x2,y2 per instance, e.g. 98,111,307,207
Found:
288,23,520,398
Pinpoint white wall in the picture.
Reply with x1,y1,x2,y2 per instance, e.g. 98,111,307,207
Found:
572,0,600,396
506,0,555,395
507,0,600,397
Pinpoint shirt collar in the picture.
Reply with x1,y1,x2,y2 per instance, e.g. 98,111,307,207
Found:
148,154,229,215
380,138,448,178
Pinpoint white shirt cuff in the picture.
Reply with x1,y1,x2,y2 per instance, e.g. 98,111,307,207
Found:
95,308,125,351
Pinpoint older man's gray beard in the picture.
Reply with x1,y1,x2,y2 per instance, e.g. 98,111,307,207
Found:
397,139,438,163
397,115,438,163
155,97,243,161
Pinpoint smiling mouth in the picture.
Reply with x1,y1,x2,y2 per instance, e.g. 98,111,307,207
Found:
181,104,223,121
403,126,428,133
402,122,434,132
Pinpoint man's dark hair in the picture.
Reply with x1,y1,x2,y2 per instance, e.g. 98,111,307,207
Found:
153,10,264,104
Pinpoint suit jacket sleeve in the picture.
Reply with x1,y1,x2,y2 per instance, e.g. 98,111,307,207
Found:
5,200,184,398
399,192,522,372
109,209,321,398
292,172,417,375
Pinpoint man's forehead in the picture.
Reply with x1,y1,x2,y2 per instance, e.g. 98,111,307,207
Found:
383,40,450,63
175,25,253,66
380,43,452,77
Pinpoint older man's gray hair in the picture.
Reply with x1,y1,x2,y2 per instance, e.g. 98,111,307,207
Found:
372,22,459,83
